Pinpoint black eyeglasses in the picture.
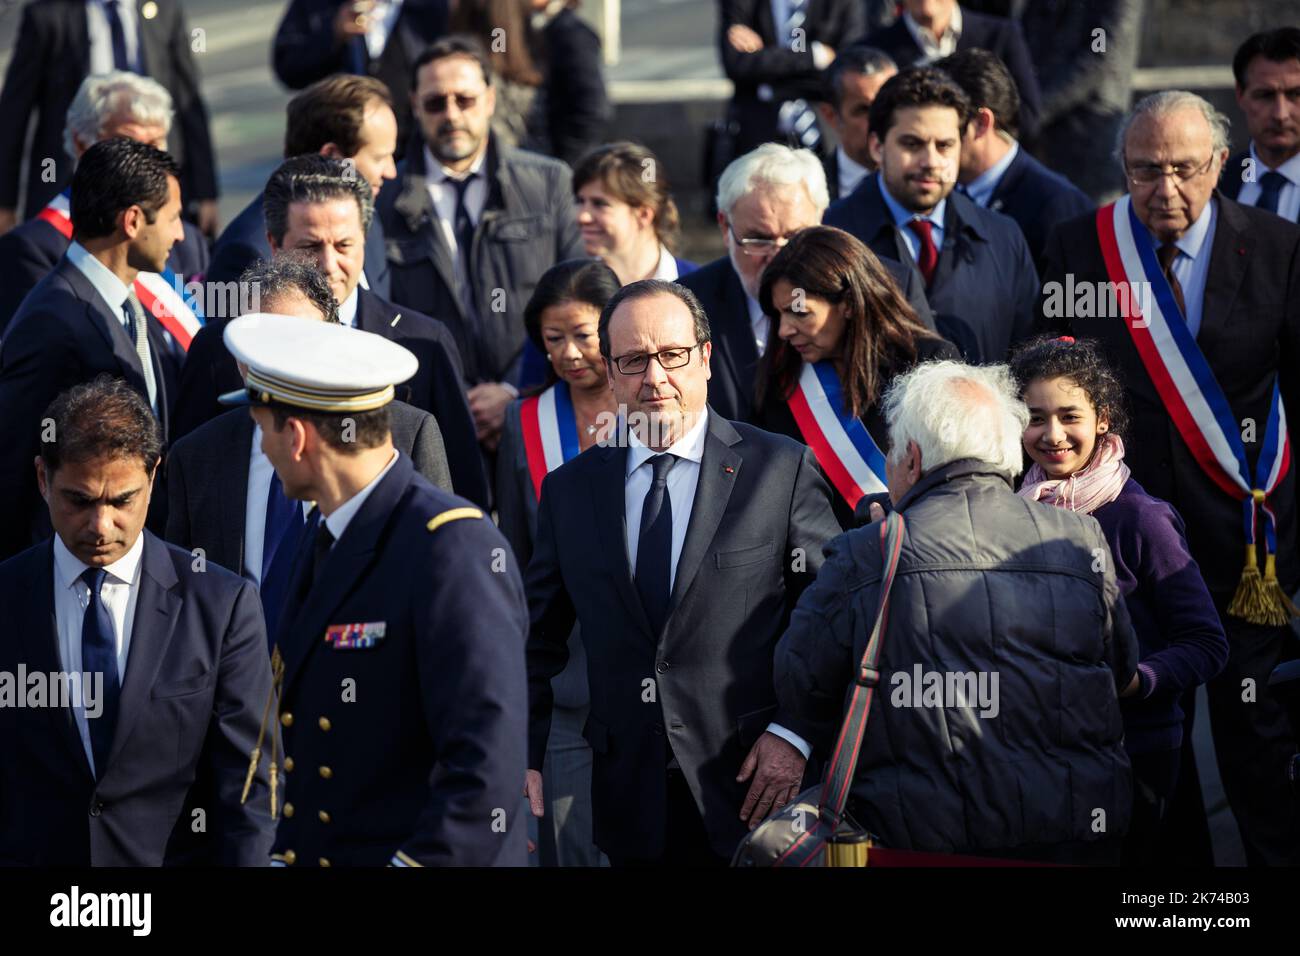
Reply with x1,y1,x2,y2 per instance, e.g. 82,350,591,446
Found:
421,92,482,114
612,344,701,375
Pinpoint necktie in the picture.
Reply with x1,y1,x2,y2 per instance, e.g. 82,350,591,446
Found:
908,219,939,286
1156,243,1187,321
309,520,335,592
450,173,479,318
776,0,821,150
80,568,122,778
259,472,307,645
635,454,676,636
123,291,158,410
105,0,133,72
1257,170,1286,215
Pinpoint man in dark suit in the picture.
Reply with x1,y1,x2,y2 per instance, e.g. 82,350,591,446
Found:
1039,91,1300,865
824,68,1038,362
719,0,865,156
0,139,185,562
524,280,842,866
205,74,395,297
938,48,1091,268
273,0,448,158
222,310,528,866
816,44,897,200
164,257,452,640
0,0,219,235
378,36,584,451
173,155,488,506
0,71,207,336
0,377,274,865
860,0,1041,142
1220,28,1300,224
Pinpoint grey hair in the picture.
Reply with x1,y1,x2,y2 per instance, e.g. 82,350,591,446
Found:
263,154,374,245
882,360,1029,477
239,253,341,324
715,142,830,218
64,71,173,160
1113,90,1232,169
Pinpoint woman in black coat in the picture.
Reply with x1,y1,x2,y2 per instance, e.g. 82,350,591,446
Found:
754,225,957,528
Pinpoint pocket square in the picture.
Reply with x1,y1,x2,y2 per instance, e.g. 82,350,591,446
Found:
324,621,387,649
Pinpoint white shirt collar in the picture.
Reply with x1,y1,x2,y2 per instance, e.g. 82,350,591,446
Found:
965,139,1019,207
625,406,710,478
53,527,145,593
425,144,487,184
650,244,680,281
323,449,401,542
66,240,132,314
339,285,360,328
837,147,871,196
902,4,962,60
1168,196,1216,261
1248,140,1300,183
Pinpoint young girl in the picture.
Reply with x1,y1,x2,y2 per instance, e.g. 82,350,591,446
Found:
1011,335,1229,866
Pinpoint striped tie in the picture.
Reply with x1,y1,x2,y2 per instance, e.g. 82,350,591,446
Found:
123,290,158,411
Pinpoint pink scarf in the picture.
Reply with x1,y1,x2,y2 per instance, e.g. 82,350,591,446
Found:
1017,433,1131,515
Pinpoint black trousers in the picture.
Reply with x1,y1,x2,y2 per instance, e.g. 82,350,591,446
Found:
1205,601,1300,866
1122,748,1181,866
608,769,728,868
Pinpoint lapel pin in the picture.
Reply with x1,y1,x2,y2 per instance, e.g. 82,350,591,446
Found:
724,466,734,474
142,1,158,19
391,313,402,327
1237,247,1246,255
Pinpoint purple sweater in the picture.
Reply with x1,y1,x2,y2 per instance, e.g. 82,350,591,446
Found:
1091,478,1229,755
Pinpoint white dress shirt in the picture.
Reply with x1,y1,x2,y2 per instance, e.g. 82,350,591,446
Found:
87,0,142,75
1235,141,1300,223
53,531,144,776
964,139,1019,209
623,408,810,758
323,449,401,544
363,0,405,60
837,146,870,198
1151,197,1216,339
338,286,361,329
244,426,316,585
902,4,962,64
67,240,157,413
424,145,488,271
742,286,768,357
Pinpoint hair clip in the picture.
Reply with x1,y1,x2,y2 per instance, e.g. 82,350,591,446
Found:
1055,336,1076,344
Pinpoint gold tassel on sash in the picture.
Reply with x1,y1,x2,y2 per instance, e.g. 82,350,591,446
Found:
1228,490,1299,626
241,647,285,818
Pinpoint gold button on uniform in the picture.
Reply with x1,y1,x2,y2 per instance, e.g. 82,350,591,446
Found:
319,858,331,867
280,712,294,727
283,849,297,865
319,766,333,779
318,716,332,731
283,803,295,818
318,810,331,824
283,757,295,772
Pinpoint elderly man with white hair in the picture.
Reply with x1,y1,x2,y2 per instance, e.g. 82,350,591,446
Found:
679,142,933,424
1039,89,1300,866
775,359,1140,865
0,71,209,335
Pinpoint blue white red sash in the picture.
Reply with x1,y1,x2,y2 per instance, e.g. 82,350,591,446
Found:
519,381,582,500
37,190,204,350
787,360,888,509
1096,196,1294,622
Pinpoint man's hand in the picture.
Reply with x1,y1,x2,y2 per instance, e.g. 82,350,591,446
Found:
737,731,806,829
333,0,372,44
727,24,764,53
0,208,17,236
524,769,544,854
1120,671,1141,698
194,200,220,240
468,382,513,447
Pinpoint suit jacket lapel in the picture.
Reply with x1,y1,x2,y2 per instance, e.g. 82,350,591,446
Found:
136,0,164,77
988,148,1028,213
590,444,655,639
106,532,181,770
62,261,150,394
1199,194,1253,345
221,412,254,574
278,455,413,693
20,542,94,782
669,414,741,613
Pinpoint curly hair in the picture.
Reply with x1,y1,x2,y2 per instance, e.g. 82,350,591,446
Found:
1008,335,1129,440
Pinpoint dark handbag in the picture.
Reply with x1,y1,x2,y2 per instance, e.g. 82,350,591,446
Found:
732,511,906,867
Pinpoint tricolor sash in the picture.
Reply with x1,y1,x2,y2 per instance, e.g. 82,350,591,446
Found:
37,190,204,350
787,360,888,510
519,381,582,500
1097,196,1295,624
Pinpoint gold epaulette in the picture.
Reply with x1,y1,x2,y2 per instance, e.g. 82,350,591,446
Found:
426,507,484,533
